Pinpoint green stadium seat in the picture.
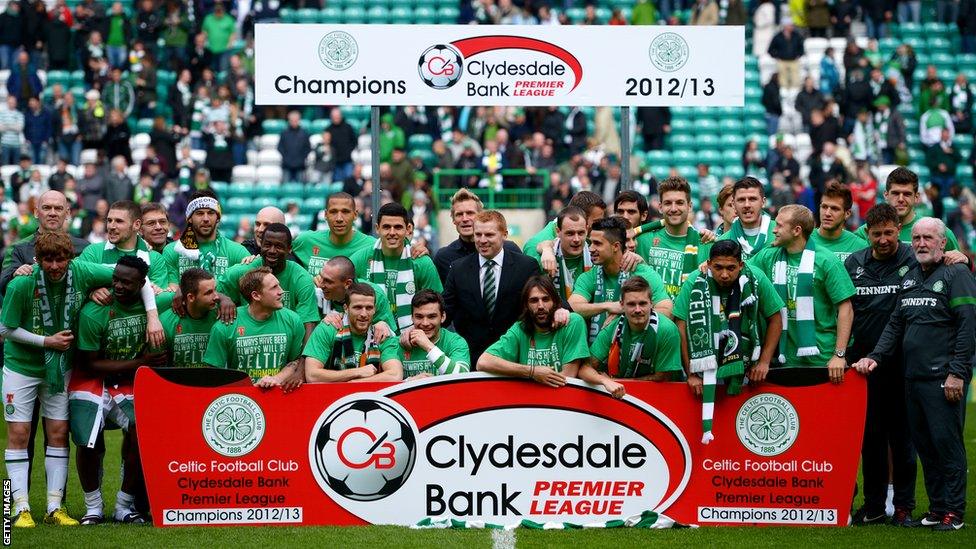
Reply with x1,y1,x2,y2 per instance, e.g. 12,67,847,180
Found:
343,0,367,7
279,8,296,23
310,119,330,134
671,150,697,166
296,8,318,24
922,22,950,37
226,197,253,214
927,37,952,53
694,119,719,135
669,134,696,150
210,181,229,195
414,0,438,6
390,6,412,24
650,165,670,180
595,7,611,23
46,70,70,88
414,6,437,23
408,134,433,151
697,134,720,150
254,182,282,198
253,197,277,210
898,22,923,39
303,197,327,215
158,70,176,87
437,6,459,22
262,120,287,135
221,214,240,230
321,7,342,22
645,150,672,165
744,119,766,134
930,52,955,71
718,119,744,135
367,6,391,23
719,134,746,151
698,150,722,165
670,119,693,133
343,7,366,23
135,118,154,133
280,183,305,201
69,70,85,87
565,8,585,21
677,165,697,179
722,149,742,165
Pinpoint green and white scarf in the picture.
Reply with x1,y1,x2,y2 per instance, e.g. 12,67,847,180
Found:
328,315,381,370
552,239,591,300
607,314,658,378
36,267,74,394
773,239,818,362
728,214,771,257
369,240,414,333
589,266,630,342
686,268,762,443
103,236,152,266
634,220,700,284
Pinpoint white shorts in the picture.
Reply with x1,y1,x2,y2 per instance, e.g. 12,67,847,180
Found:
2,367,70,422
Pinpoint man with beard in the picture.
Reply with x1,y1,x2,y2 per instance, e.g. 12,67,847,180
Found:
218,223,319,340
581,277,684,399
433,189,521,284
161,190,251,285
0,191,89,295
292,192,376,278
203,268,305,390
397,290,470,379
78,200,168,289
718,177,778,260
71,256,168,525
855,168,964,256
478,276,590,387
160,268,219,368
749,205,855,376
350,203,442,335
810,182,867,262
846,204,919,526
139,202,172,253
303,283,403,382
854,217,976,532
569,217,672,344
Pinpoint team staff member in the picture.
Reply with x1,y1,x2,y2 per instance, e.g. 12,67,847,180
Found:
139,203,173,254
162,190,251,285
303,283,403,382
203,268,306,390
580,277,683,399
292,192,376,278
160,268,220,368
478,276,590,386
811,182,867,262
855,218,976,532
749,205,855,377
433,189,521,283
397,290,470,379
845,204,919,526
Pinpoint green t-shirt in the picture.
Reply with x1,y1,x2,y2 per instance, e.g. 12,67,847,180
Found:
218,259,320,324
523,220,558,261
641,227,713,299
10,216,39,240
717,218,778,260
572,263,670,306
397,328,471,377
537,250,587,298
484,313,591,371
202,306,305,381
810,230,867,263
589,315,682,377
160,308,218,368
76,299,150,361
292,230,376,277
855,215,960,250
77,239,169,288
302,322,400,369
349,248,444,332
162,234,252,286
672,268,785,324
202,13,236,53
0,261,115,377
749,245,856,367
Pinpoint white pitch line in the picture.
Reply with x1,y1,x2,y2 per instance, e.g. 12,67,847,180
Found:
491,528,516,549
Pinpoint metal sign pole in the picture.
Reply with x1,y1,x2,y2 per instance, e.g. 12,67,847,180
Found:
620,106,631,192
370,106,381,229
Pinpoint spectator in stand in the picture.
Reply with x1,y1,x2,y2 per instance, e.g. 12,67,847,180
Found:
768,21,805,90
850,166,879,224
762,73,783,135
48,159,72,194
78,161,105,217
918,65,949,112
843,68,874,133
809,142,848,205
806,0,831,37
203,120,235,184
19,169,49,205
202,2,237,72
742,139,765,174
809,108,841,156
105,156,134,205
869,67,899,109
103,109,132,164
631,0,658,24
753,0,777,57
133,55,159,119
920,95,956,147
278,111,311,183
636,106,670,151
0,1,22,71
890,43,917,91
23,97,53,165
47,1,75,70
773,145,801,183
161,0,190,70
697,163,721,202
862,0,893,39
691,0,720,25
873,96,906,164
820,47,841,96
0,96,24,166
55,93,82,166
8,155,33,199
135,0,162,55
186,32,212,85
326,108,358,182
949,73,974,134
564,107,587,157
850,108,878,164
927,128,962,196
103,67,135,118
961,0,976,54
313,131,334,184
795,77,825,131
378,113,405,164
105,2,131,69
769,173,795,215
6,52,43,108
726,0,748,25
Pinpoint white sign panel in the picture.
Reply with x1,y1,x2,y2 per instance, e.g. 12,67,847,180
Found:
255,24,745,107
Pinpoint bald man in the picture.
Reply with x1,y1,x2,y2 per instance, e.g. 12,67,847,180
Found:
0,191,90,296
240,207,299,263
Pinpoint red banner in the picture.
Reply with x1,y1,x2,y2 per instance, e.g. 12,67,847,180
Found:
135,369,866,527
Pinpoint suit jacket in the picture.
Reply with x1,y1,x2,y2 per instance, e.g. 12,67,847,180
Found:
443,251,540,366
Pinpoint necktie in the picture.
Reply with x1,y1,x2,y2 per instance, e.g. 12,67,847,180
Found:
483,259,496,317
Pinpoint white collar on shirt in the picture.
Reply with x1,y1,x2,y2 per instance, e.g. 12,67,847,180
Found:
480,248,505,269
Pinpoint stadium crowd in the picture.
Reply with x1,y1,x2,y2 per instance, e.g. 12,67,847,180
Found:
0,0,974,536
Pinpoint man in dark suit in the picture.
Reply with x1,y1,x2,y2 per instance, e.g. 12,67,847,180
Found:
444,210,541,365
434,188,522,284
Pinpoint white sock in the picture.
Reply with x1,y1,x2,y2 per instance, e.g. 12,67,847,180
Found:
84,489,103,517
4,449,30,513
45,446,69,513
885,483,895,517
114,491,135,520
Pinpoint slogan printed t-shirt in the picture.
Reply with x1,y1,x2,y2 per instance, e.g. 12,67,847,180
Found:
641,227,712,299
302,322,400,369
397,328,471,377
162,233,252,285
218,258,321,323
484,313,590,371
292,229,376,277
160,307,219,368
810,230,867,263
572,264,670,307
203,306,305,381
77,240,169,288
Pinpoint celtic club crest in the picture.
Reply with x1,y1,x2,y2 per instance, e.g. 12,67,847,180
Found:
648,32,690,72
735,393,799,457
202,394,266,457
319,31,359,71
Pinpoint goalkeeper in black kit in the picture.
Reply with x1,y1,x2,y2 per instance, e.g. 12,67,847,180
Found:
854,217,976,532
